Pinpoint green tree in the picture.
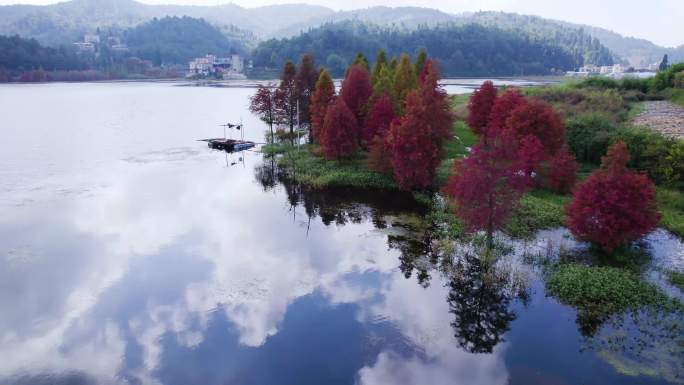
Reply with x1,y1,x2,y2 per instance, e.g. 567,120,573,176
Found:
415,48,428,76
393,53,416,112
659,54,669,71
353,52,369,71
371,50,388,86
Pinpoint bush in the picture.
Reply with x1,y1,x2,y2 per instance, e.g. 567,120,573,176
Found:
566,113,618,164
575,77,619,89
618,127,684,185
530,87,628,121
652,62,684,91
674,71,684,89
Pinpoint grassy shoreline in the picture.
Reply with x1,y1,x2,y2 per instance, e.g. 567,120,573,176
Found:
265,86,683,239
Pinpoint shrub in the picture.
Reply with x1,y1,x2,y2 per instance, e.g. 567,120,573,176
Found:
566,112,618,164
618,127,684,185
566,141,660,252
674,71,684,89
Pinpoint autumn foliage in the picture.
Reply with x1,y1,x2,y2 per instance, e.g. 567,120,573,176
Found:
310,69,335,144
321,98,359,159
445,130,529,245
486,88,526,135
363,93,395,144
340,64,373,127
467,80,498,136
389,61,454,189
505,99,566,156
565,141,660,251
545,146,579,193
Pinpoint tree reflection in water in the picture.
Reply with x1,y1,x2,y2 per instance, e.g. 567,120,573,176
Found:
255,154,532,355
447,251,529,354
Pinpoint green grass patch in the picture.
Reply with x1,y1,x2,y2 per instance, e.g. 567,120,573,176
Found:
546,264,682,322
506,189,569,238
663,88,684,107
276,145,397,189
437,120,477,185
666,270,684,290
657,187,684,237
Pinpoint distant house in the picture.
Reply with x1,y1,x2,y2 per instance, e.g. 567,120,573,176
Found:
187,54,245,78
73,42,95,53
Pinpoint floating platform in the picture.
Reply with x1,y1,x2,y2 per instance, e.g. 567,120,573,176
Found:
200,138,255,152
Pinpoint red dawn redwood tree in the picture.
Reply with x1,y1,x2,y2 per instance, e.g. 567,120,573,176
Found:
249,85,279,144
295,53,319,130
545,146,578,193
416,60,454,142
445,130,529,250
276,61,298,134
518,134,546,179
467,80,498,136
565,141,660,252
340,64,373,127
388,104,441,189
321,98,359,159
505,99,566,156
363,93,395,144
487,88,526,136
310,68,335,144
388,61,454,189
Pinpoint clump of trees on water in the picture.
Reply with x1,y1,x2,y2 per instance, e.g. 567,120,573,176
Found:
446,80,660,253
250,50,455,190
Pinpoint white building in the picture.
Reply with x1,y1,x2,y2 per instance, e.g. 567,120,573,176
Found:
187,54,245,77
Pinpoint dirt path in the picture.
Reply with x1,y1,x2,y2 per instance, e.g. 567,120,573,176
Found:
633,101,684,140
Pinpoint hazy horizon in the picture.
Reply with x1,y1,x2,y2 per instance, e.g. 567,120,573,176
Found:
0,0,682,48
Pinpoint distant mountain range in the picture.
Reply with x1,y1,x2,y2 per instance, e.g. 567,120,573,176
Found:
0,0,681,67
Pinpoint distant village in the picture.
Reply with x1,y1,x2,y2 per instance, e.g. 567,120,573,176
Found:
186,54,247,79
73,33,247,79
566,62,659,79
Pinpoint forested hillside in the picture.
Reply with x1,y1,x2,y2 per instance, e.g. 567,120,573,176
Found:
452,12,615,66
124,16,245,65
0,35,85,71
253,22,582,77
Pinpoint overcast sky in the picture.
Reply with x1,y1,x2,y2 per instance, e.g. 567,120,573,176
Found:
1,0,682,47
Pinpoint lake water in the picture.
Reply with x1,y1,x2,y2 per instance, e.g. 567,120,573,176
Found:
0,81,682,385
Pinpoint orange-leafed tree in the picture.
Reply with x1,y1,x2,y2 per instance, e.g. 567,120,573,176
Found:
565,141,660,252
321,98,359,159
310,68,335,144
467,80,498,136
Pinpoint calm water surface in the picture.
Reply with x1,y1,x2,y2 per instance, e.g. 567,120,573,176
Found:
0,82,682,385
